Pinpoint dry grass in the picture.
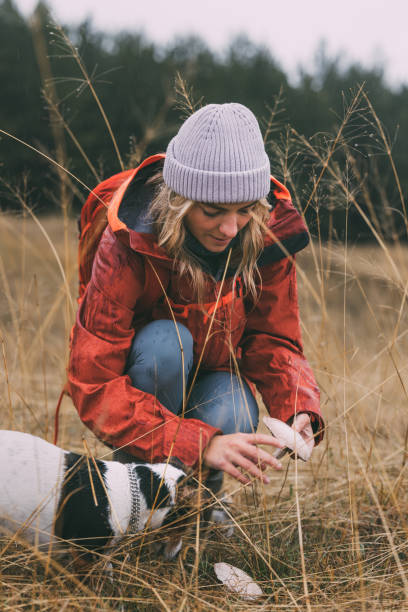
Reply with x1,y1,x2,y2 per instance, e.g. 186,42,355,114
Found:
1,211,407,610
1,36,408,608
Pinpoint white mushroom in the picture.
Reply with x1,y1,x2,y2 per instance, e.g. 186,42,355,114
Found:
214,562,263,600
263,416,312,462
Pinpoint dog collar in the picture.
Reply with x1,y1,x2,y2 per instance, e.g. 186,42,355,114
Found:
126,465,141,533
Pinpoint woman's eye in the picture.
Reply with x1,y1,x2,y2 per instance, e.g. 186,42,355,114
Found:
202,209,220,218
200,205,254,217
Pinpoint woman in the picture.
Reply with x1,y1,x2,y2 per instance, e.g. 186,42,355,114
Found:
68,103,322,492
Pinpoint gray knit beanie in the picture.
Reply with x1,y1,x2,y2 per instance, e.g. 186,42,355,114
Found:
163,103,270,203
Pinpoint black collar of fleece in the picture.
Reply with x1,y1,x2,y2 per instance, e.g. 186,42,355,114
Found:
183,227,240,281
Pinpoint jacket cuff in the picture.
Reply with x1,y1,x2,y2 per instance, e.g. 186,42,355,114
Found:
162,417,221,468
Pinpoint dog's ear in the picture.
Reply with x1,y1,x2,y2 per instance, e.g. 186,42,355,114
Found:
174,468,194,500
165,458,196,504
168,457,212,507
168,456,189,473
177,481,197,504
176,471,214,509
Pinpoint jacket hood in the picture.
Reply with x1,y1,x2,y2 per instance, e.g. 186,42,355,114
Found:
107,154,310,266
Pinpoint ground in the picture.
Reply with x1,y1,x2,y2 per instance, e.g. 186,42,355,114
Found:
1,213,407,610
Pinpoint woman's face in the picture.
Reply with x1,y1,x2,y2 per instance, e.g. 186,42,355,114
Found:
184,201,255,252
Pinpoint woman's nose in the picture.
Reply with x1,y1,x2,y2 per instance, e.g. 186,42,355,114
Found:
218,214,238,238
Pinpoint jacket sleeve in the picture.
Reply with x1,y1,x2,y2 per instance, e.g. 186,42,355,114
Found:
67,227,220,467
239,257,324,443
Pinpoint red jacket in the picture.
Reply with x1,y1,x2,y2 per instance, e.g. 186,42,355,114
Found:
68,155,322,467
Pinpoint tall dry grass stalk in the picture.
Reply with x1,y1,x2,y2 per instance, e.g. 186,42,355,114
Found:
0,29,407,609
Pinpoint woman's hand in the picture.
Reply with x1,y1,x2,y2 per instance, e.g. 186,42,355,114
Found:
202,432,284,485
292,413,315,457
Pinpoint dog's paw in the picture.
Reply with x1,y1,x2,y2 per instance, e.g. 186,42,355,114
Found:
163,536,183,560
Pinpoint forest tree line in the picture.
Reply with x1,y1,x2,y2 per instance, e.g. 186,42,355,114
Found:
1,0,407,241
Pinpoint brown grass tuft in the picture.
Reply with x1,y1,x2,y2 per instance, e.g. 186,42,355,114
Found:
1,63,408,609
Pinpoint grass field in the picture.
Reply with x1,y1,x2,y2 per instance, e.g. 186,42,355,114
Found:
1,209,407,610
0,55,407,609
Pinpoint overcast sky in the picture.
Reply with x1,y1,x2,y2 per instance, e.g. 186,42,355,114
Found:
14,0,408,88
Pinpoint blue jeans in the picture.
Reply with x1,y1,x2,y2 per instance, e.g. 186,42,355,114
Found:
121,320,259,492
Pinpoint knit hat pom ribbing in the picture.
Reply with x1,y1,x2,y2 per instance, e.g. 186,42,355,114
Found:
163,103,270,203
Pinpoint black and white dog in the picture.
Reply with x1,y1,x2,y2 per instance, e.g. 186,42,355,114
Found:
0,430,191,565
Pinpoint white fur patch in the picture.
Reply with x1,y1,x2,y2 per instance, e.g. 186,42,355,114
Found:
0,431,66,545
103,461,132,537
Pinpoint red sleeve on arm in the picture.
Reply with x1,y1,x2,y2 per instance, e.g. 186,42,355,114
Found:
239,257,324,444
67,227,220,466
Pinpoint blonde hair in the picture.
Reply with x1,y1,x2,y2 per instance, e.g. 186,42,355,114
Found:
148,173,271,302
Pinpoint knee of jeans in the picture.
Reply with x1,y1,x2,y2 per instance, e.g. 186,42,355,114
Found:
187,375,259,435
127,320,193,379
236,405,259,433
193,399,258,434
222,392,259,434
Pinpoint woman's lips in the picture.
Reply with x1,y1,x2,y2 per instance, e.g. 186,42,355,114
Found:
210,236,230,244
